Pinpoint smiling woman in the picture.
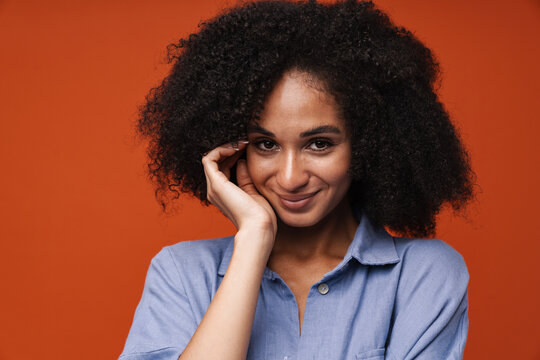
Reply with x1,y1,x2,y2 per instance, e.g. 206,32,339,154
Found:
120,0,476,359
246,70,353,229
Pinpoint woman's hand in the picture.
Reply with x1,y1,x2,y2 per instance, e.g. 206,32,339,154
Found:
202,141,277,240
178,142,277,360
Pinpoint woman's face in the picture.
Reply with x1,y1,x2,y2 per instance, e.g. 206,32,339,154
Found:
246,70,352,228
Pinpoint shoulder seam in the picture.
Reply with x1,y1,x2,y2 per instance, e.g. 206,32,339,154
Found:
164,246,197,323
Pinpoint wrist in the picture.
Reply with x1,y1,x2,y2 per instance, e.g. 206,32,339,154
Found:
235,226,275,257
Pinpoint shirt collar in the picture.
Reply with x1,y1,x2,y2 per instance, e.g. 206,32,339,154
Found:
218,205,400,277
346,204,400,266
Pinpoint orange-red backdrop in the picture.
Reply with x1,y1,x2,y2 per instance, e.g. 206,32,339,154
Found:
1,0,539,359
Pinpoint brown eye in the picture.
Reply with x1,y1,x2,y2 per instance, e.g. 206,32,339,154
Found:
308,139,333,152
263,140,274,149
255,139,278,151
314,141,326,148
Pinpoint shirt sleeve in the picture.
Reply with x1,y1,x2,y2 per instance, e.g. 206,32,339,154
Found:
119,247,198,360
385,239,470,360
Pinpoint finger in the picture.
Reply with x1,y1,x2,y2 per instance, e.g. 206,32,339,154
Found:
202,144,238,168
236,159,260,196
219,148,245,179
203,141,248,166
202,140,249,182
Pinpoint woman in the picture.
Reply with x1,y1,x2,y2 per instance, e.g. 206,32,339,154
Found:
120,0,475,359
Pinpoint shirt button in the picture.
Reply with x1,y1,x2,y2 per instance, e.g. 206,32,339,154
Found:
317,282,329,295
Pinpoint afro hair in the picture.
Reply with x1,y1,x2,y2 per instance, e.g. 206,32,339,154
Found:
136,0,476,237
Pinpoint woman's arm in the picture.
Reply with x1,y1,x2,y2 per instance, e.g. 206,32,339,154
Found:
179,227,272,359
179,141,277,359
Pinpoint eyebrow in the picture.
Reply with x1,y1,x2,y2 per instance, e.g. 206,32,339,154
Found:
247,124,341,138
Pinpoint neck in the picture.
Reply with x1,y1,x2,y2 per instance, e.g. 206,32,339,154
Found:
271,199,359,261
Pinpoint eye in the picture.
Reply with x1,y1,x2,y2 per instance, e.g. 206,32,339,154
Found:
255,139,278,152
308,139,333,152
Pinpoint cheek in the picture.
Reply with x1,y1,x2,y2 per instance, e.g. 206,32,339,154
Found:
322,165,351,188
312,152,351,186
246,150,269,186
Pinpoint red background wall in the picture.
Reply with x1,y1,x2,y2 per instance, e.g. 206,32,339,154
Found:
1,0,539,359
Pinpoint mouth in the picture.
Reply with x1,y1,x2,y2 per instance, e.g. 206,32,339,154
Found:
277,191,319,211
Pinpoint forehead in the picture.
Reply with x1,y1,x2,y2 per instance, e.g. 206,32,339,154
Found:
254,70,345,132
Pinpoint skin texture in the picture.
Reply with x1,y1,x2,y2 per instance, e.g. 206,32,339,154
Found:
246,70,352,229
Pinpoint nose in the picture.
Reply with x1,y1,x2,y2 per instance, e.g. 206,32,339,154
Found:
276,150,309,192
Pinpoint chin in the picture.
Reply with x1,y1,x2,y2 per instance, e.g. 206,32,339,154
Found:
275,208,326,228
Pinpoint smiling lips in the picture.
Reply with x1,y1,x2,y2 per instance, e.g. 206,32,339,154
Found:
278,191,319,211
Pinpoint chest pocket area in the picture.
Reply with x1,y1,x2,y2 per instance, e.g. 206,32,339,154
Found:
355,347,385,359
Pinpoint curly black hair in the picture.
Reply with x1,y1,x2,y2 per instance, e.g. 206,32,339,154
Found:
136,0,476,237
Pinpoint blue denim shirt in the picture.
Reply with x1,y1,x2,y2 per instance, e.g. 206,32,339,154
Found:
120,210,469,360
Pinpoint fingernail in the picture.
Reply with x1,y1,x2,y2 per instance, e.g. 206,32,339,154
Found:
231,141,239,151
238,140,250,144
